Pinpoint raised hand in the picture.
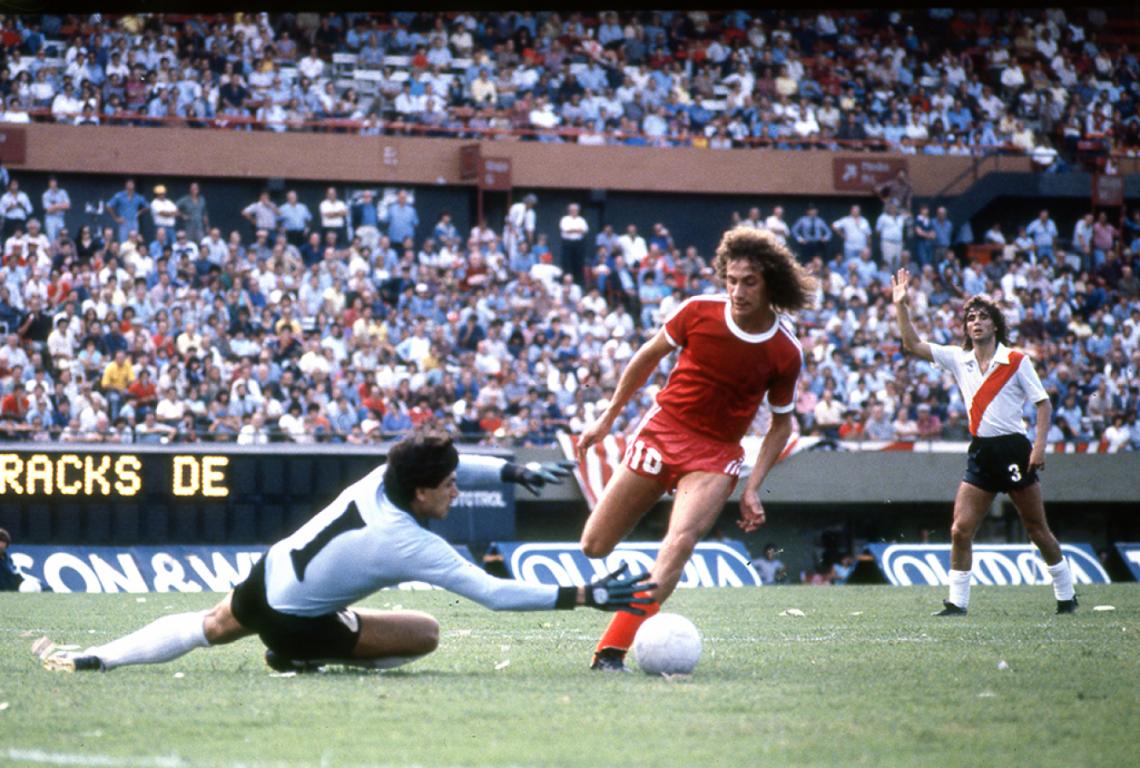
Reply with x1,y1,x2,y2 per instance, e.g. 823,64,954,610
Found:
891,268,911,305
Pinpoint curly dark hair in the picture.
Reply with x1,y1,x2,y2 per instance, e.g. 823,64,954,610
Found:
383,428,459,511
713,227,818,314
961,295,1009,351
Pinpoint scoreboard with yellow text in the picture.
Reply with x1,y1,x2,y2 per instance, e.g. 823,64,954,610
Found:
0,445,515,546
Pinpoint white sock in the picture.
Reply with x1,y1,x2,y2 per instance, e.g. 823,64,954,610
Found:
1047,559,1075,601
948,569,971,609
85,611,209,671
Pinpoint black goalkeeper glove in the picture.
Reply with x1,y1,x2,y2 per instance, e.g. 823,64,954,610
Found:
584,562,657,615
500,460,577,496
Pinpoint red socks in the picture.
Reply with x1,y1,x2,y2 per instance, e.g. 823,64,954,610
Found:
594,593,660,656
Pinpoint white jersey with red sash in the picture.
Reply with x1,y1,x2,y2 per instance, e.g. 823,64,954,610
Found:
928,342,1048,437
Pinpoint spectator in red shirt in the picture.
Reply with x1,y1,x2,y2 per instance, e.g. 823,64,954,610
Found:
127,368,158,418
0,386,31,439
837,407,863,440
359,383,387,418
409,396,435,426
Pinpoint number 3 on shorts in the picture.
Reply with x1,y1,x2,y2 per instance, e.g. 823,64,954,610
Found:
626,440,663,475
1007,463,1022,482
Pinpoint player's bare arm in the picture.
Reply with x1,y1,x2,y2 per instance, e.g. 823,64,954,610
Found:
737,411,794,532
891,268,933,362
576,329,674,460
1030,397,1051,471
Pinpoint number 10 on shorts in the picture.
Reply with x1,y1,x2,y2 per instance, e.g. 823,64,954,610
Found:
625,440,663,475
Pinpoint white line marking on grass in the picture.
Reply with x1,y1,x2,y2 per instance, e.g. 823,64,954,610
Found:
4,749,543,768
3,749,185,767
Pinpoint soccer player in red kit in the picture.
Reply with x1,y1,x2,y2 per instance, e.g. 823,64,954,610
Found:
576,227,818,670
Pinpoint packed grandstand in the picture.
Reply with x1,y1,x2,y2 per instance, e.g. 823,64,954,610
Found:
2,9,1138,158
0,10,1137,452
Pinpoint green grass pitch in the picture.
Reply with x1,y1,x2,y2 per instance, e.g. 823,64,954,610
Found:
2,585,1137,768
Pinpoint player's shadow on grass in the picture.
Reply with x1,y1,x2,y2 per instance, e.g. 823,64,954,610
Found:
251,664,487,679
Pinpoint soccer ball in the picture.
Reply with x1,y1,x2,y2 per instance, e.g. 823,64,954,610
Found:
632,612,702,676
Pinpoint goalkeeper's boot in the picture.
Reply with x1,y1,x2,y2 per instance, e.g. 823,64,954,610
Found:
264,649,322,673
42,653,104,672
33,636,104,672
1056,594,1079,614
590,647,630,672
933,600,968,616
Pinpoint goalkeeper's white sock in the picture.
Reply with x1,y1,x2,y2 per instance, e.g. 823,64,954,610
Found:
85,611,209,670
947,569,971,609
1047,559,1075,601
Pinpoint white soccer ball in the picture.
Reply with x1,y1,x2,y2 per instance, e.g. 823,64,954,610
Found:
632,612,702,676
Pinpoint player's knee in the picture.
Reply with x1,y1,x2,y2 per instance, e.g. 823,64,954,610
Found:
1023,520,1052,543
414,615,440,654
203,604,242,645
949,521,975,544
663,528,700,555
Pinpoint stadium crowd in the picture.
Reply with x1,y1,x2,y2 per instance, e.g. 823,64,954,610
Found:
1,9,1139,163
0,160,1137,452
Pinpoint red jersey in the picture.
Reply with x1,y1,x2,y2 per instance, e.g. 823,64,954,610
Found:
656,296,802,443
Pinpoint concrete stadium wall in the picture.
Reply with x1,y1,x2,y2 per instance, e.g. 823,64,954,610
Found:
6,123,1040,195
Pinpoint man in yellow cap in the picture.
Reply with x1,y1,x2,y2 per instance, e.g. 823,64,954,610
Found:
150,184,178,243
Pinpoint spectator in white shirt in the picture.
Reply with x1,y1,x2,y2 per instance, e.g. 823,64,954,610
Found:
558,203,589,286
278,401,307,442
617,224,648,267
765,206,790,247
237,411,271,445
50,78,84,122
1000,62,1026,95
425,36,452,69
977,86,1005,121
393,82,423,118
529,95,561,134
297,47,326,81
876,202,908,272
318,187,348,246
150,185,179,243
20,219,51,261
832,205,872,263
0,179,32,241
155,387,185,426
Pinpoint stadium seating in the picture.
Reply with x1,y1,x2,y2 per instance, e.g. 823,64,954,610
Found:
0,10,1136,451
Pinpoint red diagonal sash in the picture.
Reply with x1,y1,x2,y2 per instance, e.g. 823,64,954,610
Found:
968,350,1024,436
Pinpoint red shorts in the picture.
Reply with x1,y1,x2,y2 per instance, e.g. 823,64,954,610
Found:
621,405,745,493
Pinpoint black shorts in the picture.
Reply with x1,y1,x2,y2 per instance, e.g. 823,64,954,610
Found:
231,556,361,660
963,434,1038,494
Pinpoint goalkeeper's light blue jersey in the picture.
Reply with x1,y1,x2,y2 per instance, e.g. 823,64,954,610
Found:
263,455,559,616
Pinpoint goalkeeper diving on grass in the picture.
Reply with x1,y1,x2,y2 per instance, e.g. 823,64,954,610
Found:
35,429,654,674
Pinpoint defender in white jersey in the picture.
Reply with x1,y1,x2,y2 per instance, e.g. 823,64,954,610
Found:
37,432,652,673
893,269,1076,616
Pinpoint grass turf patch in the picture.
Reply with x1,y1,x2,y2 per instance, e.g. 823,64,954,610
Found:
2,585,1137,768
